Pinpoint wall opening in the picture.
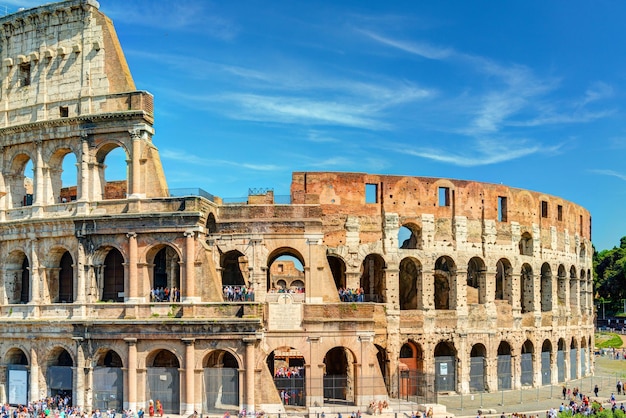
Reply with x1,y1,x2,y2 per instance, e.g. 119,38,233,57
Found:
438,187,450,207
497,196,507,222
365,183,378,203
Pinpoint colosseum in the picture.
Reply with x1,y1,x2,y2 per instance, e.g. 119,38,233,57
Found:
0,0,594,416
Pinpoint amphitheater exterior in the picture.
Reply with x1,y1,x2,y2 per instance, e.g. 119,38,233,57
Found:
0,0,594,415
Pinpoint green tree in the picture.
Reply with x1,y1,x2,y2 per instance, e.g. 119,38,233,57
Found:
594,236,626,315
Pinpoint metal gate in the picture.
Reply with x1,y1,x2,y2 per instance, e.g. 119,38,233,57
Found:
469,357,485,392
541,352,551,385
497,355,512,390
146,367,179,414
93,368,123,412
435,356,455,392
570,349,578,379
520,353,533,386
47,366,73,398
273,377,305,406
398,370,437,404
557,350,565,382
323,375,348,402
203,368,239,413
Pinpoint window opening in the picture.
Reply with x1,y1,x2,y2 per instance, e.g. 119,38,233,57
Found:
557,205,563,221
60,106,69,118
541,201,548,218
497,196,507,222
438,187,450,207
19,63,30,87
365,183,378,204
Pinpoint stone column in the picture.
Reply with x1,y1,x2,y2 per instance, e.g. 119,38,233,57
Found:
125,338,138,412
33,139,44,207
306,336,322,407
76,239,87,303
78,134,90,202
182,338,195,415
73,337,85,409
183,231,199,302
243,337,258,413
30,347,40,401
129,129,142,198
126,233,139,302
29,237,40,304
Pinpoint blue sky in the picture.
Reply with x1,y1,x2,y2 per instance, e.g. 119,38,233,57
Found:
9,0,626,251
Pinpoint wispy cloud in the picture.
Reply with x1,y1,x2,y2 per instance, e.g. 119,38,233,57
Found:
358,30,453,60
399,139,563,167
161,150,282,171
589,169,626,182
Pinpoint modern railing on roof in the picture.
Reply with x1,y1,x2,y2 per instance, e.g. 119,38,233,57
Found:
169,188,215,202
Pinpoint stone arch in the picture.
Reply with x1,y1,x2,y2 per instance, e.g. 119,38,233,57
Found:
47,146,78,204
434,341,457,392
93,348,124,411
495,258,513,304
327,254,346,290
7,151,35,209
267,247,305,293
398,341,425,397
399,257,421,310
541,339,552,385
323,346,357,404
569,266,578,310
520,340,534,386
399,223,422,250
375,344,389,392
520,263,534,314
579,242,587,262
4,346,28,405
519,232,533,256
557,265,567,308
399,341,424,372
97,247,126,302
206,212,217,234
469,343,487,392
94,141,130,201
579,269,587,310
146,243,181,300
46,347,74,402
5,347,29,365
220,250,248,287
467,257,486,305
497,341,512,390
5,250,30,304
540,263,552,312
146,349,181,414
267,346,306,407
44,246,74,304
570,337,578,379
434,256,456,310
360,254,386,303
203,349,241,413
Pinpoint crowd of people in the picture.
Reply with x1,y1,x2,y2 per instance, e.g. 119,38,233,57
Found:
338,287,365,302
149,287,180,302
223,285,255,301
273,366,304,378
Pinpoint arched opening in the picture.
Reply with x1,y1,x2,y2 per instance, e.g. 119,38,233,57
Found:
56,251,74,303
579,270,587,311
399,224,422,250
557,265,567,308
579,243,586,262
149,245,181,302
540,263,552,312
399,257,421,310
569,266,578,311
267,249,305,296
467,257,486,305
360,254,385,303
51,148,78,203
8,154,34,209
519,232,533,256
520,264,534,314
267,347,305,407
497,342,512,390
6,251,30,304
570,338,578,380
323,347,355,404
399,342,429,400
93,350,124,411
434,342,456,392
206,213,217,234
328,255,346,291
6,348,29,405
434,256,456,310
221,250,251,301
541,340,552,385
147,350,180,414
521,340,534,386
21,257,30,303
204,350,240,414
557,339,566,382
102,248,125,302
495,258,512,304
46,348,74,403
97,144,128,200
469,344,487,392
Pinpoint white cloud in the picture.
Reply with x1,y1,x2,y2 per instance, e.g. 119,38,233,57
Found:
358,30,453,60
161,149,282,171
589,169,626,182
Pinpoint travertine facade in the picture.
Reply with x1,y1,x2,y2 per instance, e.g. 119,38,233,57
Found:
0,1,593,415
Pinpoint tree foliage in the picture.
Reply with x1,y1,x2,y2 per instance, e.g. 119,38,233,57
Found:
594,236,626,315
